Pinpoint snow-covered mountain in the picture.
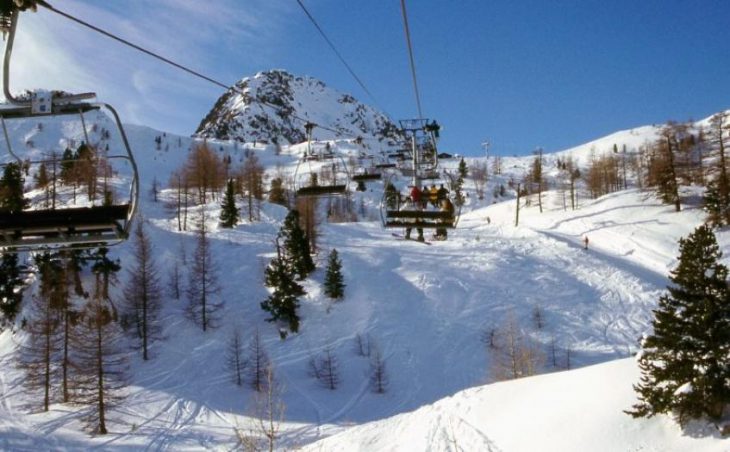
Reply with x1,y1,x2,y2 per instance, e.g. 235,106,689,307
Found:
194,69,400,145
0,98,728,450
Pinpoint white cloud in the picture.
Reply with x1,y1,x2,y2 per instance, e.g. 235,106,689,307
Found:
1,0,297,136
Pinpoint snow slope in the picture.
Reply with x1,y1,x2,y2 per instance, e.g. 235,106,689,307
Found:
303,358,727,452
0,111,727,451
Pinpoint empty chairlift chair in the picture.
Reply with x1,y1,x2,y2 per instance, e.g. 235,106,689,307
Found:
0,7,138,251
293,122,350,197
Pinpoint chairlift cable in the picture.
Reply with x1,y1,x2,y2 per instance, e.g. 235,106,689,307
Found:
294,0,383,111
34,1,360,139
399,0,424,119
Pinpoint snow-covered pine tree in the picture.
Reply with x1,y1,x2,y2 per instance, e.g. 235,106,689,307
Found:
261,240,304,333
219,178,239,228
279,209,315,280
323,249,345,300
628,225,730,424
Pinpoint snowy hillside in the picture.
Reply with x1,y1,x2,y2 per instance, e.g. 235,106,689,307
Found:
194,69,400,146
303,358,727,452
0,109,727,451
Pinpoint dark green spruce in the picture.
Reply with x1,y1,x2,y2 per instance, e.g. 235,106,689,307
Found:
279,209,315,280
627,225,730,424
323,249,345,300
219,178,240,228
261,240,305,333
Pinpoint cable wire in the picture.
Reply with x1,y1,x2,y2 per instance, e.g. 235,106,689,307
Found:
34,0,364,138
295,0,380,108
399,0,424,119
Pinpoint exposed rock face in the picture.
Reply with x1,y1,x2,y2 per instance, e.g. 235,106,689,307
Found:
195,70,399,145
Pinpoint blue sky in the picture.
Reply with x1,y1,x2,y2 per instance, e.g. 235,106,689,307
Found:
6,0,730,156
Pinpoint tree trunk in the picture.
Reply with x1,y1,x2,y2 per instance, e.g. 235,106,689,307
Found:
515,183,521,227
96,312,107,434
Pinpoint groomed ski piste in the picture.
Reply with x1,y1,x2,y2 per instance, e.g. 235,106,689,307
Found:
0,115,728,451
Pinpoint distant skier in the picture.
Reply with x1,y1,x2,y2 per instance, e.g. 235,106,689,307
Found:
583,236,589,250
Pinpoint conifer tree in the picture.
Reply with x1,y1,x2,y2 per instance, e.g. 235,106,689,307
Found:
384,182,399,210
225,326,246,386
449,158,468,207
628,225,730,424
123,220,162,360
246,328,270,392
90,247,121,302
295,196,319,253
187,211,222,331
647,124,682,212
315,346,340,390
531,149,544,213
261,240,304,333
17,254,64,412
67,247,89,297
56,252,77,403
59,147,76,184
369,347,388,394
458,157,469,180
0,161,28,213
704,112,730,227
0,252,25,321
279,209,315,280
219,178,239,228
323,249,345,300
238,153,264,221
703,181,730,228
73,279,128,434
268,177,287,207
34,161,50,189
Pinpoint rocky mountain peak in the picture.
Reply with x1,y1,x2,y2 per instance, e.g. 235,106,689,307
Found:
194,70,399,145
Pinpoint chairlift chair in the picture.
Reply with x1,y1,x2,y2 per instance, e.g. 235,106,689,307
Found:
0,7,138,252
351,155,383,191
293,122,350,197
380,171,460,230
380,118,459,231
